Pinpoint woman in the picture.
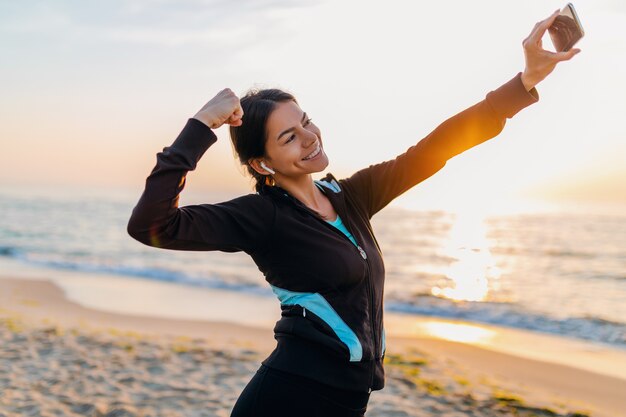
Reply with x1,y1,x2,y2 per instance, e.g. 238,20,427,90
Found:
127,9,580,417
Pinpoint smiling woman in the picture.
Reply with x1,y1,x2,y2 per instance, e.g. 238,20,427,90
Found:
225,87,336,221
228,88,296,191
228,88,327,194
259,101,326,172
126,8,581,417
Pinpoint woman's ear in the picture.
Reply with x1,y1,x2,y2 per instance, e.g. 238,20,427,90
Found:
249,158,274,175
248,158,262,176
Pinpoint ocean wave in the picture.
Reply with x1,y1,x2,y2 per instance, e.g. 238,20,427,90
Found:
3,252,626,349
0,245,23,257
5,255,273,298
384,295,626,348
490,246,599,259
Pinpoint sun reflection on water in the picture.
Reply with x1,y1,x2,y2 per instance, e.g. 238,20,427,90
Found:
432,208,501,302
420,321,496,343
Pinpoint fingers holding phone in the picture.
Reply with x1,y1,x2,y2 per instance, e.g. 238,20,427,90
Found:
524,9,561,50
520,4,584,91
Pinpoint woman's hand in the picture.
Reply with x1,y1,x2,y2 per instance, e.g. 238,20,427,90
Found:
193,88,244,129
520,9,582,91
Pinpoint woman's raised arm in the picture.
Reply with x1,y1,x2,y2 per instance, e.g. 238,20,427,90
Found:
127,90,275,254
340,72,540,219
339,9,581,219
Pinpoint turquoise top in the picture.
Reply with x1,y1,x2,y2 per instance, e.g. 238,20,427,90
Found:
326,214,358,247
315,181,358,247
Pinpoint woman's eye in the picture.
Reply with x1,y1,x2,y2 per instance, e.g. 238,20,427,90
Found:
285,118,313,143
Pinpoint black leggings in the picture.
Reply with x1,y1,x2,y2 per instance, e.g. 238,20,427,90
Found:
230,364,371,417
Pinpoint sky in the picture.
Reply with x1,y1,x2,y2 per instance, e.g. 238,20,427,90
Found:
1,0,625,215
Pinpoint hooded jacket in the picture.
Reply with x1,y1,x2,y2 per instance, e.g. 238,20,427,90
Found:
127,72,539,393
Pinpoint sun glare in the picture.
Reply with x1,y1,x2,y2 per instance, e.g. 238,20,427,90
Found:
421,321,496,344
432,208,501,302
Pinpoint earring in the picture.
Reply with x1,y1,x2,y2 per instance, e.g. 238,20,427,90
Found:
260,161,275,175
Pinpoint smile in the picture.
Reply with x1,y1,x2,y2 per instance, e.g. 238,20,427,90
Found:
302,142,322,161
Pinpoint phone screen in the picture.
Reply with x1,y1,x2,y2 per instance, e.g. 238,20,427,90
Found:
548,3,585,52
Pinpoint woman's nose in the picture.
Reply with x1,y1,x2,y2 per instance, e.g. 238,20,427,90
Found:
303,130,318,147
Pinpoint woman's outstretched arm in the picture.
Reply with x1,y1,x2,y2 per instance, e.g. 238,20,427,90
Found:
340,72,537,218
127,90,275,254
340,9,581,219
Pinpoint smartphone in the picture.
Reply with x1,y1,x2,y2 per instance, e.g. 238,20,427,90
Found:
548,3,585,52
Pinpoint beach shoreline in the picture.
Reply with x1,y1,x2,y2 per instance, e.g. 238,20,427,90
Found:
2,259,625,381
2,274,625,417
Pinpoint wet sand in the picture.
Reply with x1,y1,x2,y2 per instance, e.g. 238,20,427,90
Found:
1,275,625,417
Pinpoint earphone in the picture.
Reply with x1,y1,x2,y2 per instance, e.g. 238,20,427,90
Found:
260,161,275,175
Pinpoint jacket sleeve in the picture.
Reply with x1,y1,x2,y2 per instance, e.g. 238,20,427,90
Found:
339,72,539,219
126,118,275,254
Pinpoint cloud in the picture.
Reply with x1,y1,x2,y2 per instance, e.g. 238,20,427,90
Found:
118,0,310,16
0,0,317,47
0,2,71,34
100,25,254,47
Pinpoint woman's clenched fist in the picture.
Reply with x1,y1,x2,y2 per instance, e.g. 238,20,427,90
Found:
193,88,244,129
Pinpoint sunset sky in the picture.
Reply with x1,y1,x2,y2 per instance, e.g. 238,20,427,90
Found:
1,0,624,214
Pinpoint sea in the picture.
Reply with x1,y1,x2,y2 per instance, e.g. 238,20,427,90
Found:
1,183,625,351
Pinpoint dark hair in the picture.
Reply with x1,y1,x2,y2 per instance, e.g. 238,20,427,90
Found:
229,88,298,193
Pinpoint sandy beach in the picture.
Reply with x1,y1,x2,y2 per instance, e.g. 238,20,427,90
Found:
1,274,625,417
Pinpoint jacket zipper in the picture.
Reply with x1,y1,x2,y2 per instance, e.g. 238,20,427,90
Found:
313,188,378,392
275,186,377,393
343,213,376,394
323,218,376,393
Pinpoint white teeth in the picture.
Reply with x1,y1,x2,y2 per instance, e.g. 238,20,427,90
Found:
303,143,321,160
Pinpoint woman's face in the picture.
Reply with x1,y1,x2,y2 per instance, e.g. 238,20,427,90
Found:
261,100,328,178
